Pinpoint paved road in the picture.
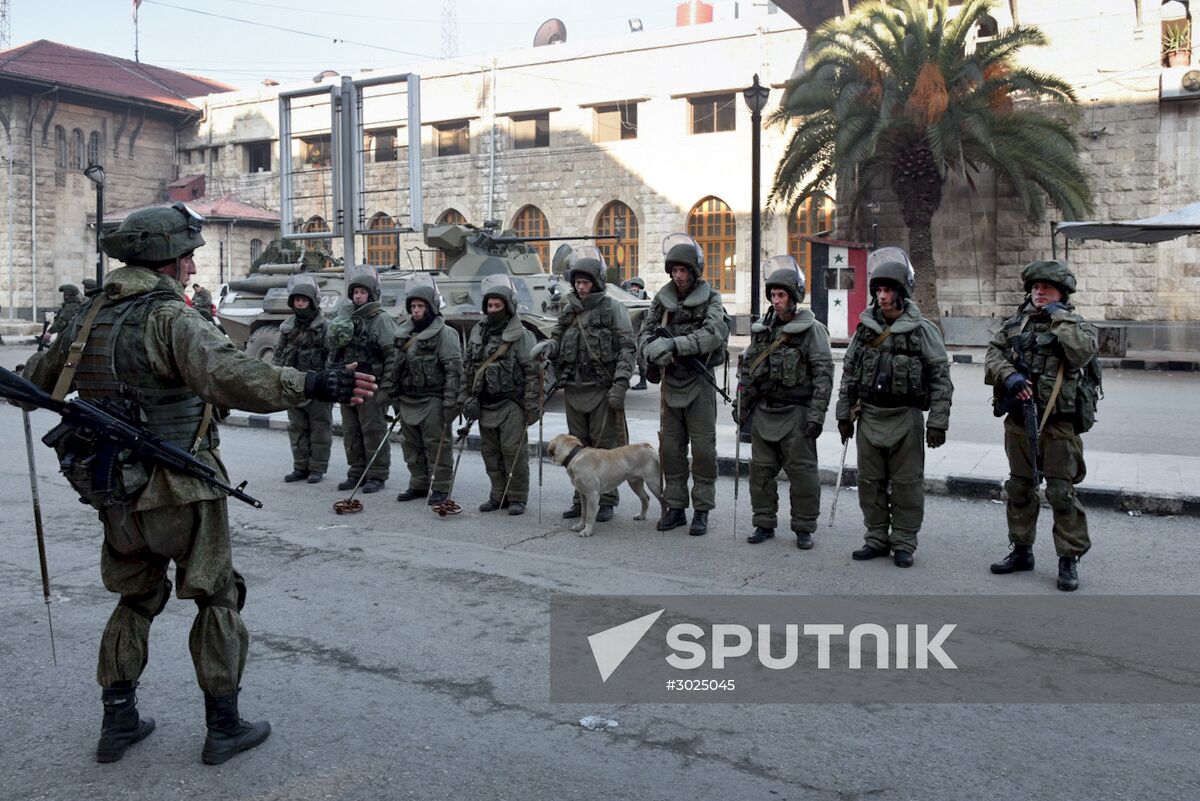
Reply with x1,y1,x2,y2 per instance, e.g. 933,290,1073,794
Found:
2,406,1198,801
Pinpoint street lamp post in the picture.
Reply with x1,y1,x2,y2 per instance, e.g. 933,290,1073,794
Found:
742,74,770,320
83,164,105,288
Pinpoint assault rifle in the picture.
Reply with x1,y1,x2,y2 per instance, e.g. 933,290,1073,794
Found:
0,365,263,508
649,326,733,403
993,334,1042,485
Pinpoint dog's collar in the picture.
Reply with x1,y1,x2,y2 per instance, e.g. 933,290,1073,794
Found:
561,444,585,468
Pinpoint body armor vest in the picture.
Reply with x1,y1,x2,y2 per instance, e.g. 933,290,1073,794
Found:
559,299,618,387
659,290,726,381
850,324,931,410
743,325,815,407
997,313,1086,422
277,317,329,372
332,312,386,378
466,326,526,404
396,332,447,399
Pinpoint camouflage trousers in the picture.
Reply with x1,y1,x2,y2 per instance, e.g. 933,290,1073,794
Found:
399,398,453,493
749,408,820,534
856,408,926,554
661,383,718,511
480,400,529,504
1003,416,1090,557
97,498,248,695
565,391,620,507
287,400,333,473
341,391,391,481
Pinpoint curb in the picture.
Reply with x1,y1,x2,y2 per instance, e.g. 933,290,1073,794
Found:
226,412,1200,517
937,352,1199,372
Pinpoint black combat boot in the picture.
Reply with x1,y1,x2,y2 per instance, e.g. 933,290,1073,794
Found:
201,691,271,765
747,526,775,544
427,491,448,506
689,511,708,536
893,550,914,568
562,502,582,519
1057,556,1080,592
360,479,385,494
508,501,526,516
595,505,614,523
283,469,308,482
631,377,648,391
96,684,156,763
479,498,503,512
990,544,1035,574
337,477,358,491
306,472,324,484
396,487,428,502
657,508,687,531
794,532,814,550
852,543,890,561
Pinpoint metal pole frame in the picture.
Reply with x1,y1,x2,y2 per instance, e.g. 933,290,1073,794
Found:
750,101,762,320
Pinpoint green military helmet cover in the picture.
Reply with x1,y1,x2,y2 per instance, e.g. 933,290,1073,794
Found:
565,245,607,292
58,283,81,298
81,278,98,291
346,266,381,302
286,273,321,308
480,273,519,315
101,203,206,267
405,273,442,316
1021,260,1077,296
192,285,214,306
662,232,705,280
625,275,645,289
764,254,806,304
867,246,915,300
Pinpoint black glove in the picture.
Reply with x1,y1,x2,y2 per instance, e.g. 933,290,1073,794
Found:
1003,372,1030,395
838,419,854,443
926,428,946,448
804,421,823,440
461,397,480,421
304,367,356,404
1040,301,1069,316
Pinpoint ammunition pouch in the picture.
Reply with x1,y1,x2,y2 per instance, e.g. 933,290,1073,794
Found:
43,402,151,510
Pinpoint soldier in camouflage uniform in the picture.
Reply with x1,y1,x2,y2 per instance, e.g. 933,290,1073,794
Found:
621,276,650,390
534,249,636,522
328,268,397,494
191,284,216,323
458,274,539,515
836,248,953,568
20,203,373,764
638,236,729,537
273,274,333,484
736,258,833,549
47,283,83,338
388,275,462,506
984,260,1099,592
83,277,101,297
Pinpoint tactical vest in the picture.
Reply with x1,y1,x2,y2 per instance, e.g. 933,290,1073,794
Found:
395,331,447,399
850,324,931,410
743,326,815,406
277,317,329,372
466,326,526,404
333,312,386,378
559,300,618,387
997,313,1099,430
660,289,727,381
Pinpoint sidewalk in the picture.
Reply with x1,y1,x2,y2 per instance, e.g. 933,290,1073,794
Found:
226,403,1200,518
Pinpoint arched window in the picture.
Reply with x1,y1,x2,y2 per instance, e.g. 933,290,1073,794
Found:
787,192,836,293
54,126,68,168
365,212,397,266
435,208,466,270
250,238,264,265
512,205,550,269
594,201,639,284
87,131,102,166
686,196,736,293
303,215,331,255
71,129,85,169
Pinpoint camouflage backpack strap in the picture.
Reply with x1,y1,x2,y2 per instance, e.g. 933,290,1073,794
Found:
471,340,512,392
52,294,109,401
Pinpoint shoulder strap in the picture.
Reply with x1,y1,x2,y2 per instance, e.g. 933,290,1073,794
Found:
572,312,616,383
747,331,790,375
471,340,511,391
1038,362,1065,434
866,327,893,349
52,295,109,401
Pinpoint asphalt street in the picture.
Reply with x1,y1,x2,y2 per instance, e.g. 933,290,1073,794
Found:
1,399,1198,801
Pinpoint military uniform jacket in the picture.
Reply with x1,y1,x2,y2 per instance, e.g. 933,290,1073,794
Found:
836,300,953,432
48,297,82,334
551,290,636,391
460,314,538,414
327,300,398,386
273,311,330,373
984,300,1098,424
637,280,729,402
389,316,463,418
24,266,309,512
740,309,833,436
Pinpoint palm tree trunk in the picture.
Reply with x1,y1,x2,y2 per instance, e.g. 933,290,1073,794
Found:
908,220,940,319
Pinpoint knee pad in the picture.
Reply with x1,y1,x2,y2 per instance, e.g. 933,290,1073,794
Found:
118,577,172,621
1044,479,1075,515
1005,477,1037,506
195,572,246,613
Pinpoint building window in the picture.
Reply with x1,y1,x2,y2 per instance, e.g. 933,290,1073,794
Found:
210,146,223,167
687,196,736,292
435,208,467,270
594,201,639,283
512,205,550,268
689,94,736,134
511,112,550,150
302,135,332,167
365,212,397,266
303,215,332,256
594,102,638,142
55,126,68,168
244,140,272,173
250,238,264,265
787,192,836,293
367,128,399,163
71,129,85,169
87,131,102,166
435,120,469,157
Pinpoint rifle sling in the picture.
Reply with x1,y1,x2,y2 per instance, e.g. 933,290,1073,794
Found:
52,295,109,401
1039,363,1065,435
471,340,512,392
866,327,893,349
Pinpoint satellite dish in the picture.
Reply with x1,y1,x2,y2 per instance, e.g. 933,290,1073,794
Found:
533,18,567,47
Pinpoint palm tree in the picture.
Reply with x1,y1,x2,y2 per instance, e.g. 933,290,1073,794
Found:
769,0,1092,315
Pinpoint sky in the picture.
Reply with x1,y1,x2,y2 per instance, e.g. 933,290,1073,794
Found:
12,0,694,89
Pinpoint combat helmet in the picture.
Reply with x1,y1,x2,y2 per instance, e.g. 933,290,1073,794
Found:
564,245,607,292
346,266,381,302
58,283,80,299
624,275,645,290
101,202,206,268
662,233,705,281
763,255,806,304
405,273,443,317
1021,260,1077,296
286,273,321,309
480,273,519,316
867,246,915,301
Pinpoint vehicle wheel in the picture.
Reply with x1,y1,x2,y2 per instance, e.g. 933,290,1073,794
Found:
245,325,280,363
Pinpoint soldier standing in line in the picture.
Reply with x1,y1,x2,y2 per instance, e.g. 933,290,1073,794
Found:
835,248,953,568
83,277,101,297
47,283,83,339
458,274,539,515
328,267,397,494
621,276,650,390
735,257,833,549
18,203,375,764
273,273,333,484
533,248,636,523
984,260,1099,592
388,274,462,506
638,234,729,537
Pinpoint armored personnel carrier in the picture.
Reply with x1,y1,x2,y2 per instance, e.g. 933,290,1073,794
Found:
217,222,650,363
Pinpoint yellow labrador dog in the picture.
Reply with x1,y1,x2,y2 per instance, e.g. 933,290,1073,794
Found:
547,433,664,537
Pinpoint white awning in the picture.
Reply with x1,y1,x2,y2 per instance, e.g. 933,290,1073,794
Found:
1057,202,1200,243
